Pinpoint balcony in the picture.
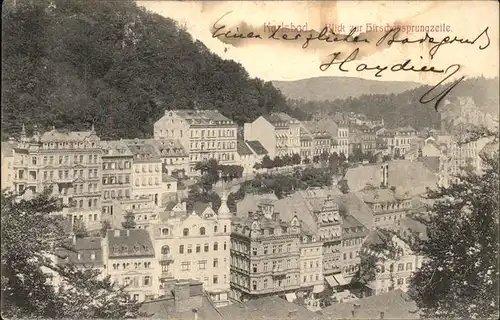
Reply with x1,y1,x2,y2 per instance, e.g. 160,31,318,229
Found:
160,271,174,279
272,268,287,277
159,254,174,263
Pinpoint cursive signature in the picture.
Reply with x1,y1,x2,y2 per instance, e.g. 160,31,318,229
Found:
376,27,491,59
320,48,464,111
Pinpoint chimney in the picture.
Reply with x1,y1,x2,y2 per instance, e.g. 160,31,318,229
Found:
380,311,385,319
208,202,212,209
114,229,120,237
126,229,130,236
272,212,280,222
181,202,187,212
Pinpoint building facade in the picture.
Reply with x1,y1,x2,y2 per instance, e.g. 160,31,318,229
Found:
152,198,232,306
154,110,238,174
230,203,301,302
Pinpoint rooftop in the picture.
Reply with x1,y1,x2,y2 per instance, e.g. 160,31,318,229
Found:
237,139,254,156
320,289,420,319
263,113,299,127
219,296,325,320
57,236,103,267
107,229,155,258
245,140,268,155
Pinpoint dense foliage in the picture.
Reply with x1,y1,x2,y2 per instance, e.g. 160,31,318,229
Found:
1,0,300,140
408,153,499,319
1,190,144,318
289,77,499,130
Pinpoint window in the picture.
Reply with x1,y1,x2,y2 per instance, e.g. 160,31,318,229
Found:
398,263,404,272
144,276,151,286
187,245,192,254
252,264,258,273
406,262,412,271
213,242,218,251
213,258,219,268
200,227,206,235
198,260,207,270
252,280,257,290
204,243,209,252
213,275,218,284
196,244,201,253
183,228,189,236
181,262,190,271
397,278,404,285
224,225,227,233
252,247,257,256
179,245,184,254
214,225,218,233
161,228,169,236
264,246,268,254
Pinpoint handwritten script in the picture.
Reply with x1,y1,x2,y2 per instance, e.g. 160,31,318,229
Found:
212,12,491,111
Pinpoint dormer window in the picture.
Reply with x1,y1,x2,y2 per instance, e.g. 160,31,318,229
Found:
122,245,128,253
183,228,189,236
143,245,149,252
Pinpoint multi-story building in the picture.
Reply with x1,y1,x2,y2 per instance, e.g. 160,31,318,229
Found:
104,229,157,302
154,110,238,174
354,165,413,229
360,226,425,296
1,140,16,191
336,125,349,157
122,139,163,205
357,125,378,155
152,196,232,306
340,215,369,283
274,190,343,290
148,138,189,178
230,202,301,302
244,113,301,158
297,223,324,296
13,125,102,230
236,139,268,176
378,127,417,157
100,140,134,218
300,121,333,158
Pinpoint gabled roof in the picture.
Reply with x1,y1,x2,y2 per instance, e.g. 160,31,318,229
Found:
57,236,103,267
107,229,155,258
100,140,133,157
262,113,299,127
237,139,254,156
246,140,268,155
219,296,325,320
320,289,420,319
39,128,98,143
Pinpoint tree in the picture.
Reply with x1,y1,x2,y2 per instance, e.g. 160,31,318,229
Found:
408,153,499,319
1,190,144,318
100,220,112,237
122,211,136,229
338,180,350,194
291,153,301,165
261,155,274,169
320,151,330,163
72,219,88,238
273,156,284,168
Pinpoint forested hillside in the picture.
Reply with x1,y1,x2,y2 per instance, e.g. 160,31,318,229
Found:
1,0,303,140
289,77,499,129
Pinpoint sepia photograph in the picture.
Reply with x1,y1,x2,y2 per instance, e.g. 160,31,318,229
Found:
1,1,498,319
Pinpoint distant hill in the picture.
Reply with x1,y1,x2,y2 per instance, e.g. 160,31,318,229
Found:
272,76,422,101
2,0,302,140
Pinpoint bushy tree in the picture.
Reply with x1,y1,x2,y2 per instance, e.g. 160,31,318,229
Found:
408,153,499,319
73,219,88,238
1,190,144,318
291,153,301,165
121,211,136,229
261,155,274,169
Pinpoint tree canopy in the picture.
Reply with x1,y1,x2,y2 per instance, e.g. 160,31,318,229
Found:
408,153,499,319
1,190,144,318
1,0,298,140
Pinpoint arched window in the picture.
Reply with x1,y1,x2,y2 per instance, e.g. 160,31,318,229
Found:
161,228,169,236
161,245,170,255
213,242,219,251
223,242,227,250
200,227,206,235
183,228,189,236
214,225,218,233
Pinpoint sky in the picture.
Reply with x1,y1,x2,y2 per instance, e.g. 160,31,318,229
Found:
138,1,499,84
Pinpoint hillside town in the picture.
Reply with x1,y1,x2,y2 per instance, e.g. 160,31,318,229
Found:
1,93,498,319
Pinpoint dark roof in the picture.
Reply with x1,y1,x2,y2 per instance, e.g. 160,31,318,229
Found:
320,289,420,319
246,140,268,155
57,236,103,267
262,113,298,126
219,296,325,320
237,140,254,155
397,218,428,241
107,229,155,258
192,202,212,215
419,156,440,173
341,215,369,240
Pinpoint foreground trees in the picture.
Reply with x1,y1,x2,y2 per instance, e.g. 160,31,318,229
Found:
408,153,499,319
1,190,144,318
